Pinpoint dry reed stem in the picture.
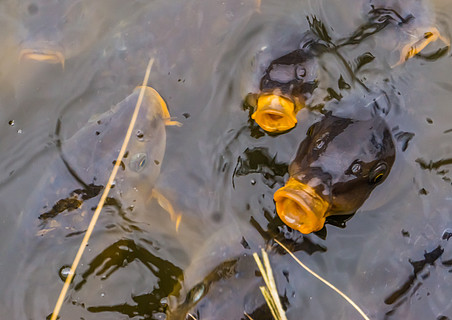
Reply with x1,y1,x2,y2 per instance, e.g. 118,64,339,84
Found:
274,239,370,320
253,249,288,320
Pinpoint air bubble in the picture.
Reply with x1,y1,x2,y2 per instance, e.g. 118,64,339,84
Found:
59,266,73,282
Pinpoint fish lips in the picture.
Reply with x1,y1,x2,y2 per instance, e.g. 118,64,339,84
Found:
19,41,65,68
274,178,330,234
251,94,299,133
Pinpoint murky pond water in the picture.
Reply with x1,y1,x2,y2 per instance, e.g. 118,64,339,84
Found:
0,0,452,319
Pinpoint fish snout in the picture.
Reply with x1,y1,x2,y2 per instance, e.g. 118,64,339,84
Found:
251,94,299,133
274,178,329,234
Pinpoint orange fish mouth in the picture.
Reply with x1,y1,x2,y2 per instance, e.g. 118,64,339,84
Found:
251,94,300,133
274,178,330,234
19,47,65,68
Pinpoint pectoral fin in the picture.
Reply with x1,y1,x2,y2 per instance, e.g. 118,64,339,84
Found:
150,189,182,231
152,89,182,127
165,119,183,127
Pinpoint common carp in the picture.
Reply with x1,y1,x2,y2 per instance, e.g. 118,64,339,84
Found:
246,37,322,133
3,86,175,319
31,86,169,236
274,113,395,234
14,0,131,67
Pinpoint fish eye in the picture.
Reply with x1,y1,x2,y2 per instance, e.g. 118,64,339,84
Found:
186,283,206,304
314,138,325,150
129,153,147,172
351,162,362,174
369,162,388,184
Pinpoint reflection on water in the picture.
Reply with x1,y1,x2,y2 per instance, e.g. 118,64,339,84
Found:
76,238,183,318
232,147,288,188
0,0,452,319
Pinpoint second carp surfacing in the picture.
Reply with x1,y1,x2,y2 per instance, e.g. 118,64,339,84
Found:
274,113,395,234
245,40,320,133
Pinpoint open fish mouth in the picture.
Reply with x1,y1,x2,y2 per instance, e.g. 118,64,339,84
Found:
251,94,299,133
19,46,65,68
274,178,330,234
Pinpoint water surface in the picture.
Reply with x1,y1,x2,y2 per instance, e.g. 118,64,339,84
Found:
0,0,452,319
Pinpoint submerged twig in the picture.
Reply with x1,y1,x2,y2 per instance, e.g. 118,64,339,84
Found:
274,239,370,320
253,249,288,320
49,58,155,320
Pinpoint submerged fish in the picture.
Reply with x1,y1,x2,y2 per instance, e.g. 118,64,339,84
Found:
14,0,126,66
168,255,262,320
26,86,169,236
274,113,395,234
2,86,173,319
166,224,263,320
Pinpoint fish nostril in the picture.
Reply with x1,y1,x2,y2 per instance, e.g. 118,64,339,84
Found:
295,65,306,79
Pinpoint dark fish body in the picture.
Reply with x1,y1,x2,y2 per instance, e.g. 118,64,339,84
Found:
274,113,395,234
247,40,321,133
259,48,319,100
